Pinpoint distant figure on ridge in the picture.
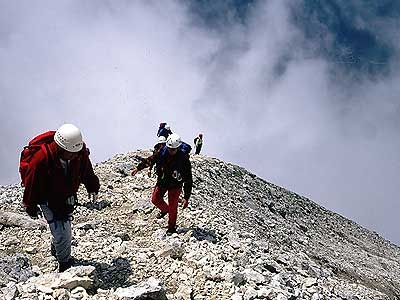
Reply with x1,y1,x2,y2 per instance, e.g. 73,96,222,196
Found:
157,122,167,137
21,124,100,272
157,124,172,139
131,133,193,235
194,133,204,155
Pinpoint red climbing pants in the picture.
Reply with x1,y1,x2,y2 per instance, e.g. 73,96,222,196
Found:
152,186,182,229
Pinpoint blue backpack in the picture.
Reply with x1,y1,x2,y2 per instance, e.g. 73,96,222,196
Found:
157,123,167,136
156,143,190,177
157,142,191,163
179,142,192,156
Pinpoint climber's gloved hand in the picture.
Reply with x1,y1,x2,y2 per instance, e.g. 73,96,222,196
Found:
131,168,139,176
88,192,98,201
181,198,189,209
25,205,39,219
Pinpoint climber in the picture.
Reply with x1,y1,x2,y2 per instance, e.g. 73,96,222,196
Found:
22,124,100,272
194,133,203,155
157,122,167,137
157,124,172,139
148,136,167,177
131,133,193,235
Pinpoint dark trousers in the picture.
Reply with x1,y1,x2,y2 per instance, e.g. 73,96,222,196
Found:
195,145,202,154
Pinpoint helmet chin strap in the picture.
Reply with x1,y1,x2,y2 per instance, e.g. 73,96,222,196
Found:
56,144,64,155
56,144,79,161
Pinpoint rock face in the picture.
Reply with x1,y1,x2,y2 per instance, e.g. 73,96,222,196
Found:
1,150,399,300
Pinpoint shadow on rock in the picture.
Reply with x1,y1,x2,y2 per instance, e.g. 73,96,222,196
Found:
74,257,132,291
80,200,111,211
0,253,35,286
179,226,220,243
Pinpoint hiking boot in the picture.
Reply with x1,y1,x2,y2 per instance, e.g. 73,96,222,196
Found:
156,211,168,219
58,258,73,272
166,227,177,235
50,243,56,258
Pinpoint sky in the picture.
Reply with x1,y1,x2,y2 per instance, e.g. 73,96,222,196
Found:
0,0,399,245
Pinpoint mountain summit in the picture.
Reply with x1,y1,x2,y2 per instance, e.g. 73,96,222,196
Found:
1,150,399,299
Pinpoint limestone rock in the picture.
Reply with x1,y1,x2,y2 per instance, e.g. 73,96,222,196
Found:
0,151,399,300
114,277,166,299
0,211,47,230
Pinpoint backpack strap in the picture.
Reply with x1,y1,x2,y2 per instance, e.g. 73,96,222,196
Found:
156,146,173,175
41,143,54,168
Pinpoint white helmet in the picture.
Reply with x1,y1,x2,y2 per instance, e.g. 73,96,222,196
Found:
165,125,170,130
166,133,182,149
54,124,83,152
157,136,166,144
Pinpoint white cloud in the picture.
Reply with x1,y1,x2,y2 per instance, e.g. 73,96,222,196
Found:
1,0,399,245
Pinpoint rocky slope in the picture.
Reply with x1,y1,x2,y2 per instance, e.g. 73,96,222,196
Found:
1,150,399,300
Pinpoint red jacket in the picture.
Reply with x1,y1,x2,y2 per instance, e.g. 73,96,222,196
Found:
23,141,100,214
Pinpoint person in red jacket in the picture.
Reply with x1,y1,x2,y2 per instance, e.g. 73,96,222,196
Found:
23,123,100,272
131,133,192,235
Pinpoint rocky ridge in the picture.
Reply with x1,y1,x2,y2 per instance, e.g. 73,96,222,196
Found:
1,150,399,300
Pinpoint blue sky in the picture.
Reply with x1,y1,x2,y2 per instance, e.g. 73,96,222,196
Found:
0,0,399,245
